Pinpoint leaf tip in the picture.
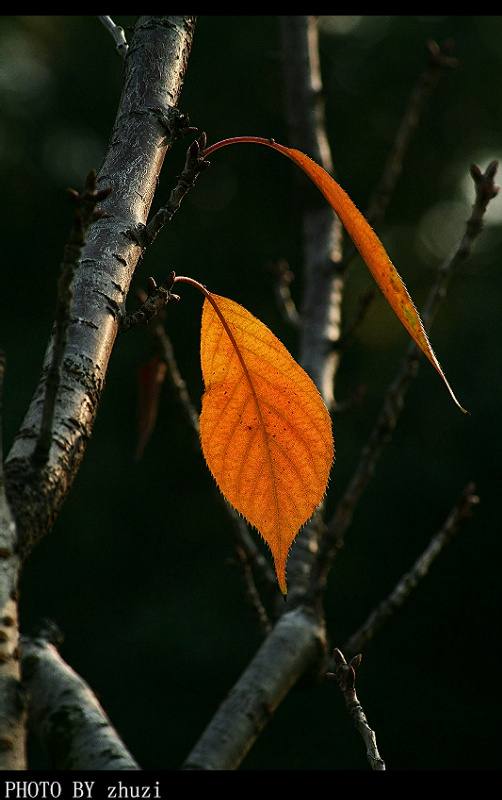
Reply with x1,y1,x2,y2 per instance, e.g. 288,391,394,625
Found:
427,346,468,414
273,559,288,596
444,374,469,415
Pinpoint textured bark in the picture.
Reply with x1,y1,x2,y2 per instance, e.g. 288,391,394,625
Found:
277,16,342,608
0,351,27,769
183,608,326,770
182,21,342,769
279,15,343,409
0,486,26,769
21,622,140,770
4,16,196,556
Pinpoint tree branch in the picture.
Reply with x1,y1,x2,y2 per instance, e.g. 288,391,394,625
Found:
119,272,180,333
137,293,277,621
276,15,343,610
180,19,345,769
327,649,386,770
365,39,458,228
279,15,343,409
182,608,326,770
31,171,112,470
341,482,480,658
339,39,458,303
97,15,129,61
268,259,301,328
129,132,210,250
21,620,140,770
4,16,197,557
0,351,27,770
315,160,498,589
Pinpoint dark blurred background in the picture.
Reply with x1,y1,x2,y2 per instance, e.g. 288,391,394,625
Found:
0,15,500,770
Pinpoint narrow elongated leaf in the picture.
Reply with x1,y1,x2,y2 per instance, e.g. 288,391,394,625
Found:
203,137,467,412
199,293,334,595
135,355,167,460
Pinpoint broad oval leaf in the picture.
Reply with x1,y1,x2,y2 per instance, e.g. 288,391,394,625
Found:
199,293,334,595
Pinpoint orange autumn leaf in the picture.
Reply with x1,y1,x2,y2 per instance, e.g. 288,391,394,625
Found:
203,137,467,413
198,293,334,595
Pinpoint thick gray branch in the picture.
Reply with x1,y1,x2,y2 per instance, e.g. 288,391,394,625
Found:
186,26,340,768
0,482,26,770
182,608,326,770
279,15,343,409
0,353,27,769
4,16,196,556
21,622,139,770
277,16,341,607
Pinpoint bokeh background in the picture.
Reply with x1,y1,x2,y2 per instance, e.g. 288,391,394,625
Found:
1,15,500,770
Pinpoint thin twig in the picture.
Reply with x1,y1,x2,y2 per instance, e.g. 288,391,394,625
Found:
341,482,480,658
129,133,210,250
332,384,367,419
317,160,498,580
149,318,200,436
97,16,129,60
31,172,112,470
120,272,180,333
137,287,277,617
420,159,499,327
366,39,458,228
327,649,385,770
338,38,458,329
334,286,376,353
268,259,301,328
227,544,274,635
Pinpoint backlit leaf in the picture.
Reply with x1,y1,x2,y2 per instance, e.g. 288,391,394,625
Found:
203,137,467,413
198,293,334,595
